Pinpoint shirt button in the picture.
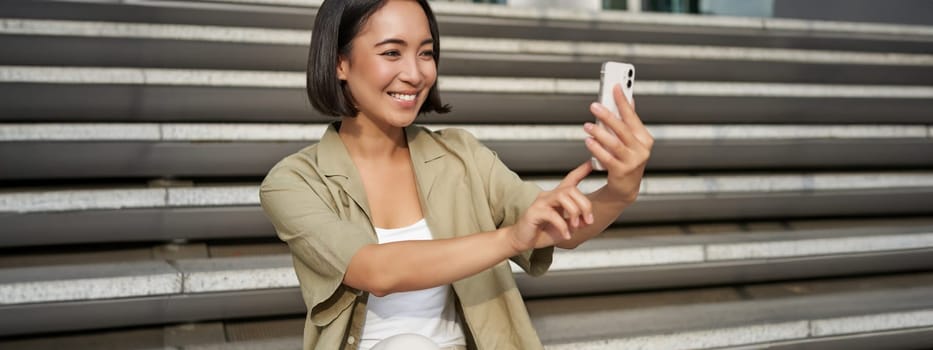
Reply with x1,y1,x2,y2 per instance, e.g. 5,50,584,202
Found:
347,336,356,345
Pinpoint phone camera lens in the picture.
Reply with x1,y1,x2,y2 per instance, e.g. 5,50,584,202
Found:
628,69,633,77
627,80,632,88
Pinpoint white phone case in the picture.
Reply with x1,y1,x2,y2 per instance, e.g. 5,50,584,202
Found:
592,61,635,171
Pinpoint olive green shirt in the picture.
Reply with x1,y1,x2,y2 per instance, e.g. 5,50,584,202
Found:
259,122,553,350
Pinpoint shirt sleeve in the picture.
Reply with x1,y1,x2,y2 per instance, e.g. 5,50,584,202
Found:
259,159,376,326
464,131,554,277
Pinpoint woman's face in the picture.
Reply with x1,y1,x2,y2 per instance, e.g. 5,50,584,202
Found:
337,0,437,127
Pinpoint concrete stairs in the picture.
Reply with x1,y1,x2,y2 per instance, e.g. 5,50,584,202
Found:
0,0,931,348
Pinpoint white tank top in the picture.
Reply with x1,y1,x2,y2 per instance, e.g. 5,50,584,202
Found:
359,219,467,350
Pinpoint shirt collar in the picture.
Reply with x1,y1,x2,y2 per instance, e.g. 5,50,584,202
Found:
316,121,448,219
317,122,446,176
317,122,355,179
405,123,446,165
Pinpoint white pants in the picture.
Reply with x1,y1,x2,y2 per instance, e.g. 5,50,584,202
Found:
370,333,467,350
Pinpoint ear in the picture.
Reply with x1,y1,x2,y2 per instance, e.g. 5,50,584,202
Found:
336,55,350,81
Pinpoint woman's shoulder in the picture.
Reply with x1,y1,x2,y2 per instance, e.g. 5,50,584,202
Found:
261,143,324,187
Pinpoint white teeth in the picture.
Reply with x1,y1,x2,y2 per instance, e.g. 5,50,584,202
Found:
389,93,416,102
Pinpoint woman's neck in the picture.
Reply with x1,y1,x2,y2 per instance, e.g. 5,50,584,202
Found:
337,115,409,161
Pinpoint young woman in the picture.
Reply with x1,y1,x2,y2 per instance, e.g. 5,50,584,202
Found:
259,0,653,349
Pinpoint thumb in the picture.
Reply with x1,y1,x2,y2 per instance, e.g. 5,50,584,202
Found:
558,161,592,188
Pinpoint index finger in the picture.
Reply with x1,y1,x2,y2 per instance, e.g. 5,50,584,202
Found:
558,161,592,188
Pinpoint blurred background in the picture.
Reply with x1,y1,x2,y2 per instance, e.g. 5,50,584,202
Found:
1,0,932,348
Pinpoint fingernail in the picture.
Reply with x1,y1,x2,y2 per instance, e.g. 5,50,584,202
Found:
587,213,595,224
590,102,606,113
584,123,594,131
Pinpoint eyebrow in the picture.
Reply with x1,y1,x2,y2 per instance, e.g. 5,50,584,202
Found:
374,38,435,47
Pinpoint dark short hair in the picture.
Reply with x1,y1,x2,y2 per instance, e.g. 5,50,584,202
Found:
307,0,451,117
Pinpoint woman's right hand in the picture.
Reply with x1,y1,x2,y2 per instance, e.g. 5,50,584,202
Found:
506,161,593,253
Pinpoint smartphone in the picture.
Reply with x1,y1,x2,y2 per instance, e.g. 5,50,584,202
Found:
591,61,635,171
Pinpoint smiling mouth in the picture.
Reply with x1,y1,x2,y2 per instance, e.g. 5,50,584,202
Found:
388,92,417,102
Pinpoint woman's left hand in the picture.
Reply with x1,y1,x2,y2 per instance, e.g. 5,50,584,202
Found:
584,83,654,206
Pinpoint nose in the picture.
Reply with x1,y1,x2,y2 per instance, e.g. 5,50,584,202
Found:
397,55,424,87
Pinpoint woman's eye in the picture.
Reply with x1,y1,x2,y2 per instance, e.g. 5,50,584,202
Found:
380,50,401,57
420,50,435,58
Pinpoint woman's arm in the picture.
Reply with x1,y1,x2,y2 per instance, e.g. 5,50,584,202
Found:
344,227,514,297
344,161,594,297
545,83,654,250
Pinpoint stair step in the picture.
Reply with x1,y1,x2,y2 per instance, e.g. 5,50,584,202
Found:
2,123,929,179
530,272,933,349
5,0,931,53
3,216,931,264
3,223,931,302
4,172,932,213
2,66,932,123
3,172,933,247
519,222,933,296
0,260,180,305
3,18,933,84
6,66,933,97
3,272,932,348
0,243,209,269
